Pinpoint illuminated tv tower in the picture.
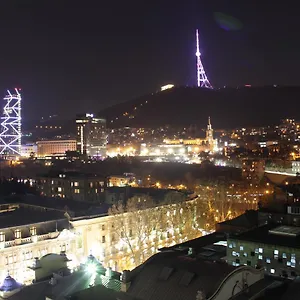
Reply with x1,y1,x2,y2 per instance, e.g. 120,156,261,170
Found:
195,29,213,89
0,89,22,156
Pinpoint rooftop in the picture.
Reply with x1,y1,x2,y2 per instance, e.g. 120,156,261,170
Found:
0,204,67,230
6,270,107,300
126,250,236,300
230,224,300,249
2,194,110,218
38,170,105,179
217,210,258,230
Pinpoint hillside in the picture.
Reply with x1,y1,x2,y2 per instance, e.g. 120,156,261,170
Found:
100,86,300,129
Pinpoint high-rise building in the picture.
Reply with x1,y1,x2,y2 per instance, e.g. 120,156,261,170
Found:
76,113,107,157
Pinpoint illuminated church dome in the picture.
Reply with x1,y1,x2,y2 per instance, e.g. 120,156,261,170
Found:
0,275,21,292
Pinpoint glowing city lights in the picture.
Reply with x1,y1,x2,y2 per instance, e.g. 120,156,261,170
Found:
0,89,22,155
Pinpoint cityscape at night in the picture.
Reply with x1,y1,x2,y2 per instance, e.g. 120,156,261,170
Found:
0,1,300,300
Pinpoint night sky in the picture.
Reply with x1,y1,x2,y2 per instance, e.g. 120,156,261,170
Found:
0,0,299,121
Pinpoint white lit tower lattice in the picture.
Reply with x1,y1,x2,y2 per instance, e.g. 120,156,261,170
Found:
0,89,22,156
195,29,213,89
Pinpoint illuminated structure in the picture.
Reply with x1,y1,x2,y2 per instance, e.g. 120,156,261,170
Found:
76,113,107,157
163,117,218,153
0,89,22,156
161,84,174,91
36,139,76,157
195,29,213,89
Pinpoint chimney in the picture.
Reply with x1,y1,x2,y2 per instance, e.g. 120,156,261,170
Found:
121,270,131,292
188,247,196,256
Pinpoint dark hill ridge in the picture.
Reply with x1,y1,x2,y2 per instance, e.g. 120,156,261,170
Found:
99,86,300,129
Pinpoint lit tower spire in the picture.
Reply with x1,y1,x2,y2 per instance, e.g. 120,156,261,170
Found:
0,89,22,156
195,29,213,89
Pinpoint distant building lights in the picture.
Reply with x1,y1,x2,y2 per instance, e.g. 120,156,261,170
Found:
161,84,174,91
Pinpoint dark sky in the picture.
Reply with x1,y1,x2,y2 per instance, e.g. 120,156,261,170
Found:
0,0,299,121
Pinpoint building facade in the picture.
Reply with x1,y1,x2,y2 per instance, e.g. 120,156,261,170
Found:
163,117,218,153
20,144,37,157
36,139,76,157
36,171,106,201
0,204,76,285
227,225,300,279
0,196,202,285
76,113,107,157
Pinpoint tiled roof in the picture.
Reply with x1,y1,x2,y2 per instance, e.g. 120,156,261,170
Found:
127,251,235,300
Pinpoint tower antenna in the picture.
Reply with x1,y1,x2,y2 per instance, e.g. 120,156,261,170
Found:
0,88,22,156
195,29,213,89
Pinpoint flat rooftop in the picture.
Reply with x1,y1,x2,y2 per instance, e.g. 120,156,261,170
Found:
1,194,110,218
231,224,300,249
0,205,66,229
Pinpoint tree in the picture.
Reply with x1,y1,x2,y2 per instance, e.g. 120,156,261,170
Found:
108,195,160,267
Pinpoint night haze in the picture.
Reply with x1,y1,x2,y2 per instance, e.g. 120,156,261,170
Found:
0,0,299,121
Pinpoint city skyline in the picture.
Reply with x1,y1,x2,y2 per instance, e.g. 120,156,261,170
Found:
0,1,299,121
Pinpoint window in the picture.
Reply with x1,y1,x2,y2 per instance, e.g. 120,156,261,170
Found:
266,258,271,264
240,246,244,251
0,232,5,242
247,261,251,266
74,182,79,187
255,249,259,254
58,187,62,192
258,255,263,260
259,248,263,254
236,259,240,264
75,189,80,194
283,253,287,259
102,224,105,231
270,269,275,274
102,236,106,243
15,229,21,239
232,251,237,257
30,227,37,236
243,253,248,257
287,261,291,266
274,250,279,255
129,229,133,237
229,244,233,249
111,234,115,242
278,258,283,263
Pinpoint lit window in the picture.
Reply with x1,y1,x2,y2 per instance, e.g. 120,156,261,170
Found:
15,229,21,239
258,255,263,260
30,227,36,236
274,250,279,255
240,246,244,251
75,189,80,194
229,244,233,249
58,187,62,192
283,253,287,259
0,232,5,242
255,249,259,254
243,253,248,257
270,269,275,274
259,248,263,253
74,182,79,187
287,261,291,266
266,258,271,264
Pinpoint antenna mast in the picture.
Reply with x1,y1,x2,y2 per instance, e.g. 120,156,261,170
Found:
196,29,213,89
